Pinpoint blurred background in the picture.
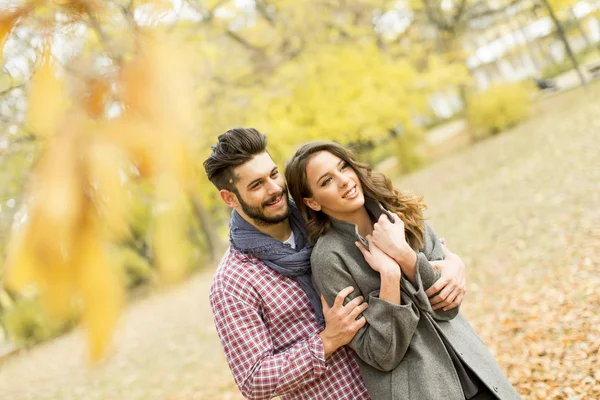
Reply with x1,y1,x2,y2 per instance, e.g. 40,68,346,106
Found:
0,0,599,399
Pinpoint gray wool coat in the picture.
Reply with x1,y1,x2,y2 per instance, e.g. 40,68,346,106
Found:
311,198,521,400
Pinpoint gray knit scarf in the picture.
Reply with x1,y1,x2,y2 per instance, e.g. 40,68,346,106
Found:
229,201,324,326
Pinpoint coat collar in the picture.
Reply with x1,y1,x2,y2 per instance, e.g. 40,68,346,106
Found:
328,197,395,250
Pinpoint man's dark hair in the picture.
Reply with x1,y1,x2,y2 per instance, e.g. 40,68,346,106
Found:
203,127,268,192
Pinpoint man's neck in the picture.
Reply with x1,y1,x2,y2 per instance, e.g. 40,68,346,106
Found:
239,212,292,242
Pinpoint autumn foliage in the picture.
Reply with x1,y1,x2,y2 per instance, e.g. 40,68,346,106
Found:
2,0,198,361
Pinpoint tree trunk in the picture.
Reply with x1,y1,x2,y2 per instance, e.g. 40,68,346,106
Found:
540,0,587,88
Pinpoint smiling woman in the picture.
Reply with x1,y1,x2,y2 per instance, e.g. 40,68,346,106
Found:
285,141,522,400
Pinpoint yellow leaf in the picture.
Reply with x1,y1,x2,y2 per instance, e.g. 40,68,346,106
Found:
85,138,131,240
38,258,75,320
0,6,29,48
104,117,156,178
4,216,40,292
27,51,71,138
75,225,124,362
28,125,84,263
83,78,109,118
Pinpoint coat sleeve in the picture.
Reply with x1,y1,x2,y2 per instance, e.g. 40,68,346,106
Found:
312,250,420,372
400,222,459,321
210,275,328,400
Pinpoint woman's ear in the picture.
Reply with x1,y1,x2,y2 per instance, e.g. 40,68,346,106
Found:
303,197,321,211
220,189,239,208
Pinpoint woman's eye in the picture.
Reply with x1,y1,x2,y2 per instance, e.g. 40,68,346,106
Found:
271,171,279,177
340,162,348,171
321,177,332,187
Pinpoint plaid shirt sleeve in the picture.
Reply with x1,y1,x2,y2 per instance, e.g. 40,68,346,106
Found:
210,274,328,400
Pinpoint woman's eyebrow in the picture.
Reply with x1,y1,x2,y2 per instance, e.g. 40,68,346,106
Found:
316,160,344,184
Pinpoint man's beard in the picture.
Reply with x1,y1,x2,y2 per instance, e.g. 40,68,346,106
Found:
236,185,291,226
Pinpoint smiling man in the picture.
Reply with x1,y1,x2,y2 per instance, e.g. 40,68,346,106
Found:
203,128,467,400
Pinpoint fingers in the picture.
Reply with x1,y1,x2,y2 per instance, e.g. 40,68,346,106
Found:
348,300,369,320
442,287,462,311
439,237,446,247
378,214,390,226
430,261,443,273
355,241,371,262
429,283,454,307
431,284,457,310
354,316,367,330
436,286,461,311
444,291,465,311
425,276,449,297
333,286,354,309
344,295,364,311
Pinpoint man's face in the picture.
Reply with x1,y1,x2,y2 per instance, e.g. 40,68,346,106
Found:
230,152,290,226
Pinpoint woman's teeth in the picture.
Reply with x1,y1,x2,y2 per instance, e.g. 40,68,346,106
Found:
344,187,357,198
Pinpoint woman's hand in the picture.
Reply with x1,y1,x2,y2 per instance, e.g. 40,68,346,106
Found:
356,235,401,277
370,213,414,268
356,235,402,304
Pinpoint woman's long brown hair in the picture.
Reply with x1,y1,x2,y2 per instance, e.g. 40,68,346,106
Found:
285,141,426,249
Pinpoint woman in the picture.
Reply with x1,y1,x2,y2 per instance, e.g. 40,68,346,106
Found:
285,141,520,400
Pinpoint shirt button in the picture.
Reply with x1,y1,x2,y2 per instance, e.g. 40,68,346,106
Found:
493,386,499,392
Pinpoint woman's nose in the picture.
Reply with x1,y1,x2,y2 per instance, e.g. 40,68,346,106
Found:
338,174,350,188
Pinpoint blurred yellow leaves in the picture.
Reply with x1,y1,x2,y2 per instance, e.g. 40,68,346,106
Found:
0,4,33,57
120,33,197,283
4,3,198,361
27,50,71,138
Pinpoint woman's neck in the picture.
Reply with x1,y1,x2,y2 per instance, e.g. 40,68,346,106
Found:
335,206,373,238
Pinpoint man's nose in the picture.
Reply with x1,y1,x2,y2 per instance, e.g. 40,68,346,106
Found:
266,178,281,194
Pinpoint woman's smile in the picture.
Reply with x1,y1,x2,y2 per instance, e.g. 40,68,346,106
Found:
343,185,359,200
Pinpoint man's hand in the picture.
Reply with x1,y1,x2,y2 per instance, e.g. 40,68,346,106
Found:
319,287,368,358
425,241,466,311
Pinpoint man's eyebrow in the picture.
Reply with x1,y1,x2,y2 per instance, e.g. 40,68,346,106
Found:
316,160,344,184
246,166,277,189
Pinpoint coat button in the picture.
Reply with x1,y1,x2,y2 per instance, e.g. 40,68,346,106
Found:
493,386,498,392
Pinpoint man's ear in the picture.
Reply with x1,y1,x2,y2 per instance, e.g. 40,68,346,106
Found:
220,189,239,208
303,197,321,211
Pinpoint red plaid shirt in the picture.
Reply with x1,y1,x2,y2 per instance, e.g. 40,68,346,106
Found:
210,247,370,400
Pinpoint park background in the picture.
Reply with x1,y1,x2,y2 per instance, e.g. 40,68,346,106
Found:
0,0,599,399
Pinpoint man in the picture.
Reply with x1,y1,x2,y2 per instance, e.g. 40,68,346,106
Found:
204,128,467,400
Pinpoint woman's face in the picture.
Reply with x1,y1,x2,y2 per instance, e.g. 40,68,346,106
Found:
303,151,365,219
